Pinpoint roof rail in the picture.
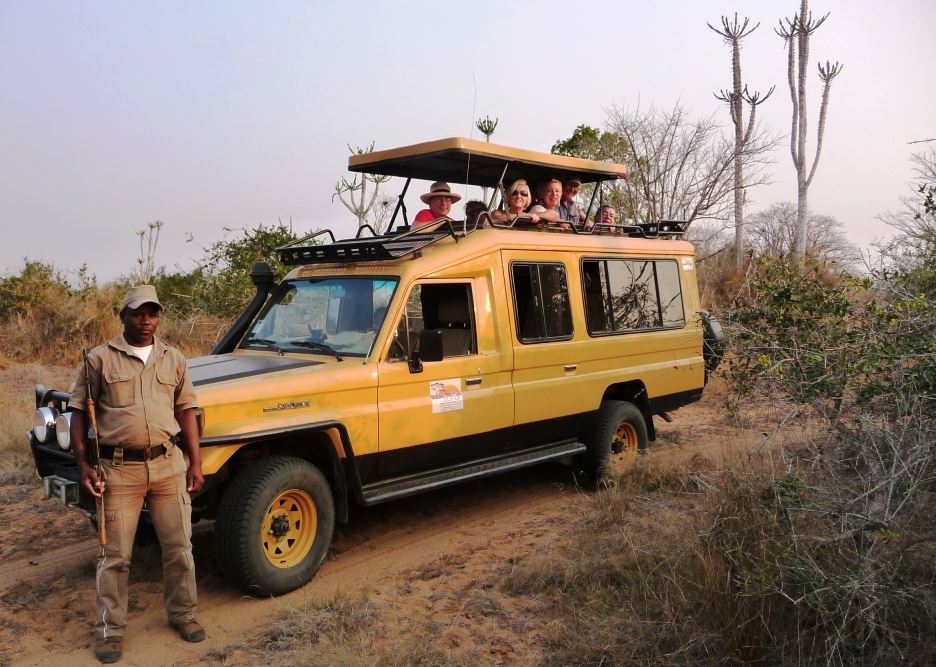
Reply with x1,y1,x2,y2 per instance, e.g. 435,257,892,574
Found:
276,217,688,267
276,218,472,266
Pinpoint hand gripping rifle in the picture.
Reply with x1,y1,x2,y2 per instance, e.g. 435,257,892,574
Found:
82,350,108,545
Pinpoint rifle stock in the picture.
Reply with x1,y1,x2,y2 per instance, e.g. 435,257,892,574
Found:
83,350,107,546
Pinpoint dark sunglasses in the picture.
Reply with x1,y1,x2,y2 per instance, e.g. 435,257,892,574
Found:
510,190,530,197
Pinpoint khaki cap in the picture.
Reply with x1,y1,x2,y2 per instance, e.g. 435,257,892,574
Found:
122,285,163,311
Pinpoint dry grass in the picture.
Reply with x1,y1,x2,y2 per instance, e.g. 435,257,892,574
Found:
503,420,936,666
203,595,465,667
0,363,76,471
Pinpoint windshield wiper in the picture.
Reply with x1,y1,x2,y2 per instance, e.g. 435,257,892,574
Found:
286,340,343,362
243,336,283,356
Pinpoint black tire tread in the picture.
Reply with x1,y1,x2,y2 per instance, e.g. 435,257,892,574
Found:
215,456,334,596
582,400,647,486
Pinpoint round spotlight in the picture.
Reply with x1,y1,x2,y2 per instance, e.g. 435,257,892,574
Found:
55,412,73,450
33,407,59,443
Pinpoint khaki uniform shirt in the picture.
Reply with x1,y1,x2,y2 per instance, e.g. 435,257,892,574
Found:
69,335,199,448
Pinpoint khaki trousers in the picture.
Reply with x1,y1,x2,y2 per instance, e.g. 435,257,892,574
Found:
95,444,197,640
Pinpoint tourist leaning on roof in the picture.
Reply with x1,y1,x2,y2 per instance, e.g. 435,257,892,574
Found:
413,181,461,229
588,203,619,233
492,179,544,225
528,178,563,226
68,285,205,664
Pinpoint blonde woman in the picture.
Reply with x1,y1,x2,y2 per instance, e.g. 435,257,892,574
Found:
492,179,543,225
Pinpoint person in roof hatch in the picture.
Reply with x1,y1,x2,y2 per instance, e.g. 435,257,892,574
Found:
528,178,562,227
492,179,543,225
559,177,585,225
413,181,461,229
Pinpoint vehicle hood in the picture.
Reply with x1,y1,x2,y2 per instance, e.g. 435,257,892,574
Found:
188,354,322,387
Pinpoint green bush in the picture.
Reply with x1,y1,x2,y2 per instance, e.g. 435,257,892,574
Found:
193,222,299,318
724,254,936,426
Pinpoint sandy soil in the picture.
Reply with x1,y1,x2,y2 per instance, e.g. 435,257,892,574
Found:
0,397,793,666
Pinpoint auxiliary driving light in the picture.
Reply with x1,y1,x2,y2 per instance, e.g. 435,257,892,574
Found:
33,407,58,443
54,412,73,450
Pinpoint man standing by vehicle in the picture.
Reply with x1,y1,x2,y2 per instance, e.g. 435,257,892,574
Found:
69,285,204,663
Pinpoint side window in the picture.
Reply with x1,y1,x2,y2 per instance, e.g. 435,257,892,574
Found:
387,283,476,361
655,261,685,326
512,262,573,342
583,258,684,334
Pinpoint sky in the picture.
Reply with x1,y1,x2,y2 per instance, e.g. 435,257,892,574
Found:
1,0,933,281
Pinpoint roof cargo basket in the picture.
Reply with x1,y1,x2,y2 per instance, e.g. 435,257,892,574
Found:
634,220,688,238
276,220,467,266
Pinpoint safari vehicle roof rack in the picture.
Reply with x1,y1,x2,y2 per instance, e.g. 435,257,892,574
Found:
276,218,474,266
278,215,689,268
636,220,688,238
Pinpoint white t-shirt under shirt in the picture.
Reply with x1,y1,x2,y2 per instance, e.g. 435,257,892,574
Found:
127,343,153,365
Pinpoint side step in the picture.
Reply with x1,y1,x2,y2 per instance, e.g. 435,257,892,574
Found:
360,440,586,506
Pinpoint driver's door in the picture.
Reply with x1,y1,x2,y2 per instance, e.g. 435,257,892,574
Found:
375,279,513,480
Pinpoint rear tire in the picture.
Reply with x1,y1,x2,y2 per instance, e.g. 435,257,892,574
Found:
582,400,647,486
215,456,334,596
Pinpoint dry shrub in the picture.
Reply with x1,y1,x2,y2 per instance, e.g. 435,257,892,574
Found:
155,312,233,357
0,282,122,367
1,290,230,365
696,248,748,309
0,363,75,468
506,431,936,666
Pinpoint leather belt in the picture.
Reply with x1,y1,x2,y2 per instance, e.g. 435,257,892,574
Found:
99,444,168,461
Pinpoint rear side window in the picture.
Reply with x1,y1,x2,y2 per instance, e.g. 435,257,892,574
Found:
582,258,685,334
512,263,573,342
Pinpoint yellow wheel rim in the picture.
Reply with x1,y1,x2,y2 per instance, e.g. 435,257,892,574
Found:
612,421,639,466
261,488,317,569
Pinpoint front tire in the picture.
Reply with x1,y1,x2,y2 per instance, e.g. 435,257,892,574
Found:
582,400,647,486
215,456,334,596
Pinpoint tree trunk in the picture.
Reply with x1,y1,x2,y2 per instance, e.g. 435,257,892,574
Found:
793,0,810,261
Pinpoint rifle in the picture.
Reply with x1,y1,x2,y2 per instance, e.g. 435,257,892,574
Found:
83,350,107,546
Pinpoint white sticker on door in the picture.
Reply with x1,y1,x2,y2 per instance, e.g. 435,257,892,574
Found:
430,378,464,413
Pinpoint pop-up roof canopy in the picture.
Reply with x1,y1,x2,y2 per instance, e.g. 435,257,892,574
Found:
348,137,627,187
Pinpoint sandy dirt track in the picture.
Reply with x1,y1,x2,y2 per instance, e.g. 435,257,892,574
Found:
0,401,760,666
2,460,591,666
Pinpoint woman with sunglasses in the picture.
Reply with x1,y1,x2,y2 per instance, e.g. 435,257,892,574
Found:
492,179,543,225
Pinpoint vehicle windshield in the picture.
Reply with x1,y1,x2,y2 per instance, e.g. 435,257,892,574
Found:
241,277,398,358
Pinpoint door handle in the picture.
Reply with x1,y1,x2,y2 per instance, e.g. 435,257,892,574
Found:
564,364,577,372
466,377,482,386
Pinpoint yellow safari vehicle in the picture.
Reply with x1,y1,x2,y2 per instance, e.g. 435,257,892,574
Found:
28,137,724,596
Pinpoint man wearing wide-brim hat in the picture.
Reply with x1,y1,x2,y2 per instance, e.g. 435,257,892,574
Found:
69,284,205,663
413,181,462,228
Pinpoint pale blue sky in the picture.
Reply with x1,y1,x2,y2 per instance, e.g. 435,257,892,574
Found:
1,0,933,280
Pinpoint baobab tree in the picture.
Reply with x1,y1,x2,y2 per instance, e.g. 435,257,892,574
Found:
709,13,774,268
776,0,843,263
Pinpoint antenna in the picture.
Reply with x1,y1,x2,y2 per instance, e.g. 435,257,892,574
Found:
465,71,476,203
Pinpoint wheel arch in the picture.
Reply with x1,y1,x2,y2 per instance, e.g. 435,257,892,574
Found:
600,380,655,442
200,422,360,524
